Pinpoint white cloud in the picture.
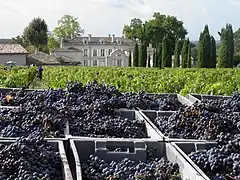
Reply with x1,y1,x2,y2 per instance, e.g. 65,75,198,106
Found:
0,0,239,40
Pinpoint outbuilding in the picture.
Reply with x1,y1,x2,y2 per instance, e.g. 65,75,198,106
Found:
0,44,28,65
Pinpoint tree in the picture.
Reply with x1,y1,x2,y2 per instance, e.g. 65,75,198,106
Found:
191,47,198,62
23,17,48,51
218,28,229,68
143,44,148,67
147,54,151,67
139,43,147,67
210,36,217,68
123,13,187,49
197,32,204,67
181,39,189,68
156,43,162,68
187,42,192,68
133,43,139,67
174,40,181,67
128,51,132,67
12,35,28,47
153,49,157,67
162,36,171,68
197,25,211,68
227,24,234,68
53,15,84,39
48,35,60,52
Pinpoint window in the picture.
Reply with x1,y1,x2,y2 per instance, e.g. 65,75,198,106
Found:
99,60,105,66
100,49,105,56
117,59,122,66
84,60,88,66
93,49,97,56
108,49,112,55
93,60,97,66
84,49,88,56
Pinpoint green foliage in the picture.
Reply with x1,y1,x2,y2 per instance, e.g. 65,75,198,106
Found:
123,12,187,51
210,36,217,68
153,50,156,67
33,67,240,96
128,51,132,67
0,67,37,88
174,40,181,67
233,53,240,67
187,42,191,68
227,24,234,68
218,28,229,68
133,43,139,67
156,43,162,68
181,39,189,68
197,25,212,68
23,17,48,50
191,47,198,62
53,15,84,39
48,35,60,52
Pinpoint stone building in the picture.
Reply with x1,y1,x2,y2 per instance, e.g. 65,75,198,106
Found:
50,34,155,67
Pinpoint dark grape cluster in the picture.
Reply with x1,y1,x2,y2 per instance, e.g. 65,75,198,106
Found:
198,92,240,113
153,104,240,140
0,81,184,138
0,82,184,111
82,155,181,180
189,136,240,179
0,133,62,180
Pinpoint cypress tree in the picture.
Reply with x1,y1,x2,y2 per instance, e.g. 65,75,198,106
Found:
197,25,211,68
157,43,162,68
181,39,188,68
139,43,144,67
174,40,180,68
187,41,192,68
133,43,139,67
210,36,216,68
128,51,132,67
153,49,156,67
218,28,229,68
147,54,151,67
198,32,204,67
162,36,171,68
143,44,147,67
227,24,234,68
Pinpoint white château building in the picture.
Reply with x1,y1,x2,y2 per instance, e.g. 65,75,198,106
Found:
50,34,154,67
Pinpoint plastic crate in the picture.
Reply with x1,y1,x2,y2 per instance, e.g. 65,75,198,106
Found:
187,93,231,103
66,109,161,140
172,141,218,180
139,110,212,142
0,139,73,180
69,139,205,180
0,87,46,94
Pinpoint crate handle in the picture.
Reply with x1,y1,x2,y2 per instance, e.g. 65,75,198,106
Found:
95,141,147,162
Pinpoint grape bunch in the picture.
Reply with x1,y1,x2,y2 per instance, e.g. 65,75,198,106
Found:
0,133,62,180
1,81,184,111
153,104,240,140
197,92,240,113
189,136,240,179
82,155,181,180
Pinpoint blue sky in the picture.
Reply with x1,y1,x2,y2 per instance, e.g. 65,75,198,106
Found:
0,0,239,40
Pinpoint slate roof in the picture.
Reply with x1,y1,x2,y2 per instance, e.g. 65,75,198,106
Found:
27,52,60,65
62,36,135,45
0,44,28,54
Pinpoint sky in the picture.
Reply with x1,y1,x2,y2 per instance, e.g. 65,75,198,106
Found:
0,0,240,40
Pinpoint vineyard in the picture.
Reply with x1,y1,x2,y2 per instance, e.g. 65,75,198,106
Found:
38,67,239,95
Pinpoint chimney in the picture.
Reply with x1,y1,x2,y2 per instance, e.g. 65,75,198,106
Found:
88,34,91,42
108,34,111,38
112,34,115,42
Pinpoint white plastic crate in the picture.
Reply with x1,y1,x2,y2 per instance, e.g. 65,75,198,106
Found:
70,139,205,180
